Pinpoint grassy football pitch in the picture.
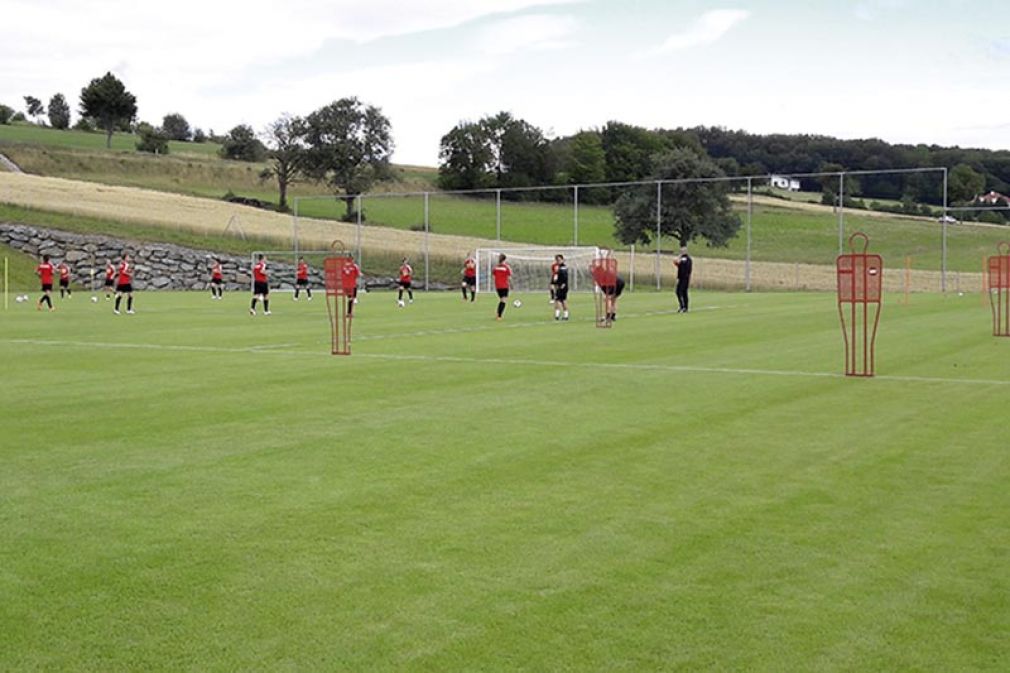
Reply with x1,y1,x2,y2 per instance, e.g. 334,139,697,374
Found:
1,289,1007,671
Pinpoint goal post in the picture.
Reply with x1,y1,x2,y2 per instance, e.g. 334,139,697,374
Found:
475,246,601,294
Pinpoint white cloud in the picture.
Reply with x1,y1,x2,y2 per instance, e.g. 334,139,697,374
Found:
654,9,750,53
472,14,580,56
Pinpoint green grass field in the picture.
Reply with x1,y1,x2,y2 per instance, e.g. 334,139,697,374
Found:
2,290,1007,671
0,123,222,156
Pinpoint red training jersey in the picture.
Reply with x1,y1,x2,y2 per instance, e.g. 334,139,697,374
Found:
253,260,268,283
492,263,512,290
211,262,222,280
550,262,559,277
463,258,476,277
105,263,115,280
117,261,132,285
37,262,54,284
297,262,308,281
58,263,70,280
399,263,412,283
342,261,361,291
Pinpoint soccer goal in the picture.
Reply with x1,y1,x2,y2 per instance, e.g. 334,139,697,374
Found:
249,250,344,293
475,246,601,294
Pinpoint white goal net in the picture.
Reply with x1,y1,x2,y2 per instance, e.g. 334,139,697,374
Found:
475,246,601,293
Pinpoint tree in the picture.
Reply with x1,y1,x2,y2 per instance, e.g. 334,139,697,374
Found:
219,124,267,161
161,113,192,141
261,114,307,211
302,97,394,217
135,122,169,154
437,112,553,193
47,93,71,130
948,163,986,203
601,121,671,183
0,104,13,125
438,121,495,190
79,72,137,148
24,96,45,124
192,128,207,143
613,148,741,247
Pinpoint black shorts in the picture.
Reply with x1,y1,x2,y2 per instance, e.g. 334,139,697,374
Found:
496,288,509,299
253,281,269,296
59,279,69,288
296,278,308,287
116,283,133,293
41,283,53,292
602,282,624,298
104,278,114,288
212,278,223,286
400,280,412,289
463,275,476,287
554,286,569,302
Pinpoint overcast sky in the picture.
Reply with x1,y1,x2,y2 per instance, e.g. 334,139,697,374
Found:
2,0,1008,165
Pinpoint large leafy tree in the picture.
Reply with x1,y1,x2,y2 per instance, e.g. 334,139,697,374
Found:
79,72,137,148
47,93,70,129
219,124,267,162
948,163,986,203
302,97,393,217
161,113,192,141
438,122,495,191
261,114,307,211
24,96,45,124
601,121,671,183
437,112,553,192
614,148,741,247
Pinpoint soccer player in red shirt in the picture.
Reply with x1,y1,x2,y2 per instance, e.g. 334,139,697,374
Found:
397,257,413,307
250,254,270,315
210,258,224,299
36,254,55,311
492,253,512,321
103,259,115,300
461,254,477,302
294,256,312,301
114,253,135,315
57,261,72,299
343,257,361,317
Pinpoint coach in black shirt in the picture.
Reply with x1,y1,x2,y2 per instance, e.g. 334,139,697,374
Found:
674,246,692,313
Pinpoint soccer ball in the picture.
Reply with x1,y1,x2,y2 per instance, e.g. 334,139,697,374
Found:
91,296,99,303
513,299,522,308
15,295,24,303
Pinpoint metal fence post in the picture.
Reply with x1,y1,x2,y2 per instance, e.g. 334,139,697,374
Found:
838,173,845,256
355,195,363,264
656,181,662,290
942,167,948,292
424,191,430,291
746,177,753,292
495,189,501,241
573,185,579,246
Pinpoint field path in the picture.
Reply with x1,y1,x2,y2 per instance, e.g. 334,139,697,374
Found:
0,153,23,173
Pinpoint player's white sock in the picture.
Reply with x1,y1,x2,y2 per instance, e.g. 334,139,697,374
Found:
554,309,560,319
563,310,569,319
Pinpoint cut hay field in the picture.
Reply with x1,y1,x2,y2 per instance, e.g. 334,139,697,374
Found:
1,290,1008,671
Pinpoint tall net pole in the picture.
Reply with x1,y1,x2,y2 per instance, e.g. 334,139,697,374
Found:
655,182,662,290
942,168,949,292
573,185,580,246
838,173,845,255
746,177,753,292
424,192,430,291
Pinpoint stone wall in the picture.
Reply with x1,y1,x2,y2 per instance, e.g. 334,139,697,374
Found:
0,223,391,291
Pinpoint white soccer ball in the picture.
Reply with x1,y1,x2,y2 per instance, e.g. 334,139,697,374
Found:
513,299,522,308
91,296,99,303
15,295,24,303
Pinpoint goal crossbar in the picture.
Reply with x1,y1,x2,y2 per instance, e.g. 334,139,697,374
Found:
475,246,600,293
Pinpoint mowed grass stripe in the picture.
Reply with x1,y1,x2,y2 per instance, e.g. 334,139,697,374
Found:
1,291,1007,671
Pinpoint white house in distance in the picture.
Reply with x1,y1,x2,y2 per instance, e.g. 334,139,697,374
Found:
770,174,801,191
